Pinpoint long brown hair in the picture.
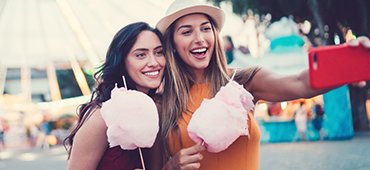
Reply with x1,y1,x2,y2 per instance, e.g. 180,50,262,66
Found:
160,14,230,160
63,22,163,159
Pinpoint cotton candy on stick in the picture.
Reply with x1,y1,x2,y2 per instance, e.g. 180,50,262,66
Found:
101,83,159,149
101,76,159,170
214,81,254,112
187,81,254,153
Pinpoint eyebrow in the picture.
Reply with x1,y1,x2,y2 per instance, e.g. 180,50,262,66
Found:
177,21,210,31
154,45,163,50
132,45,162,52
132,48,148,52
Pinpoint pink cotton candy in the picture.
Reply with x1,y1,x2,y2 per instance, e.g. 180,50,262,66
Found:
101,85,159,150
215,81,254,112
187,81,254,153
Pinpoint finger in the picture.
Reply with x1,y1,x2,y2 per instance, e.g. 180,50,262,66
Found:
197,141,207,152
347,38,359,47
196,140,205,146
182,143,206,155
356,36,370,48
195,141,207,152
180,162,201,170
176,154,202,169
183,153,203,164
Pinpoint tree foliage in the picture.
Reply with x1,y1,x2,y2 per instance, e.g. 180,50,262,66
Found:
208,0,370,45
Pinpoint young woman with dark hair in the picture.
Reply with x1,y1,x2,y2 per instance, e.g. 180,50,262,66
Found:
64,22,165,170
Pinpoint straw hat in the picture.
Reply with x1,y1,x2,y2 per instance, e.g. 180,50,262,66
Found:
156,0,226,34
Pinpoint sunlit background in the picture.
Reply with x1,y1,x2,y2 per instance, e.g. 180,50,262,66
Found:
0,0,370,167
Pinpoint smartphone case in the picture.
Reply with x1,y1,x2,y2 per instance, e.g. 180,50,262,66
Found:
308,44,370,89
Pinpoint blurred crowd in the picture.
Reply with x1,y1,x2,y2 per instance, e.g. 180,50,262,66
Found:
0,115,76,149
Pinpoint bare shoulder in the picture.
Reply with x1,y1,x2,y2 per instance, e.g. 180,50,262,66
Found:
232,66,263,87
77,108,107,137
68,107,109,170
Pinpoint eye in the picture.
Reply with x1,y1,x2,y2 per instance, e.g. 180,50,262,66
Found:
155,50,163,56
181,30,192,35
202,26,212,32
136,53,146,58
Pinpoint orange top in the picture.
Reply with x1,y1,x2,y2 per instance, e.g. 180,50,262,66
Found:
168,83,261,170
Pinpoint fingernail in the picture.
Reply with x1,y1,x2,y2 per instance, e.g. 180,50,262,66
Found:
199,154,203,160
365,41,370,47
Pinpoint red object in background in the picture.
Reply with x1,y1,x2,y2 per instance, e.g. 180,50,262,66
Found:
268,102,281,116
308,44,370,89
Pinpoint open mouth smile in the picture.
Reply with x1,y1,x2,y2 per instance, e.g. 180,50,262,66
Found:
190,48,207,55
144,70,159,77
190,48,208,59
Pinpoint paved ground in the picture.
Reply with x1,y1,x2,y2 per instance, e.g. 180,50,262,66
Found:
0,144,68,170
260,132,370,170
0,132,369,170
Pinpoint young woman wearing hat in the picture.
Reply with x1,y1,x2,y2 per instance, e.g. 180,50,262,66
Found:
64,22,165,170
156,0,370,169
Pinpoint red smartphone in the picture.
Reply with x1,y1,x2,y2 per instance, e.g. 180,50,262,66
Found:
308,44,370,89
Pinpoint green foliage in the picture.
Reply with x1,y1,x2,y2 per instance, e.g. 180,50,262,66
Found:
206,0,224,7
208,0,370,44
230,0,253,15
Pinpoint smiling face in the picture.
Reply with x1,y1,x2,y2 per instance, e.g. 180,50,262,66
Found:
125,30,165,94
173,13,215,73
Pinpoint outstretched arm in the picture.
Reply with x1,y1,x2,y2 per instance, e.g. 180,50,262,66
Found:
245,36,370,103
247,68,331,102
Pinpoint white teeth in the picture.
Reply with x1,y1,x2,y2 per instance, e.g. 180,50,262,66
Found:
144,71,159,76
191,48,206,53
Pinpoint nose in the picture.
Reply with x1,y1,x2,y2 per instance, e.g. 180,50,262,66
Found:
147,54,159,67
194,31,205,44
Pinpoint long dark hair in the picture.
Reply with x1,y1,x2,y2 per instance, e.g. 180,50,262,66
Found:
63,22,163,158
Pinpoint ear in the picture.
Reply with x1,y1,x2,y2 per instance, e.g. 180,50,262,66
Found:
173,48,176,53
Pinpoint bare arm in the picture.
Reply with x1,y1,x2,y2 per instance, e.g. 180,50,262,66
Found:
67,109,108,170
246,36,370,103
246,68,333,102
